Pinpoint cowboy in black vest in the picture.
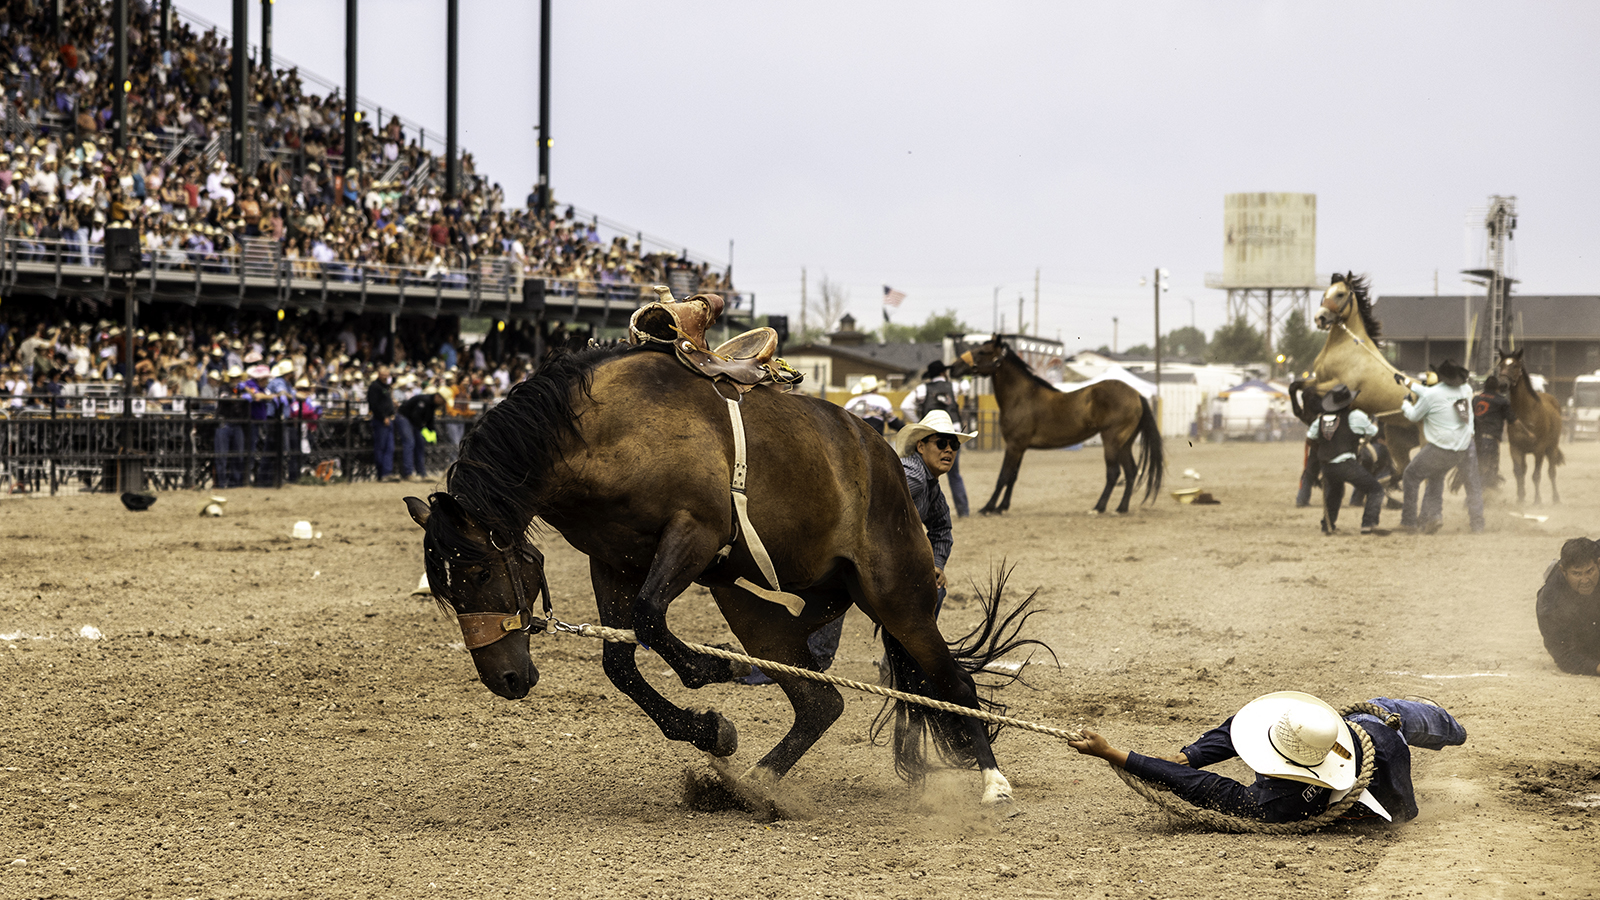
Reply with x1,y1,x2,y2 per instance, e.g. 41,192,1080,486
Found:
1472,375,1513,488
900,360,969,517
1309,385,1384,535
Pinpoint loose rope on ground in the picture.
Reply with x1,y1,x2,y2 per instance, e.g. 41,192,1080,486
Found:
552,620,1086,743
1110,701,1398,834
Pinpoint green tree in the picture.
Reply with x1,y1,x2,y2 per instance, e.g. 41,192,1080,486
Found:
877,309,974,344
1161,325,1208,359
1207,315,1268,364
1276,309,1324,379
1122,343,1153,358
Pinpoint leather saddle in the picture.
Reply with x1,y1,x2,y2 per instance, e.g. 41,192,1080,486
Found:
628,287,803,392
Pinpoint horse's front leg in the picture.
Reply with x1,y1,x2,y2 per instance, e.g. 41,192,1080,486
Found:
1532,454,1545,505
980,446,1023,514
631,511,740,690
593,558,738,757
1512,451,1529,504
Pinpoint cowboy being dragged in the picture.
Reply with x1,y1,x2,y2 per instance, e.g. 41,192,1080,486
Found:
1068,692,1465,826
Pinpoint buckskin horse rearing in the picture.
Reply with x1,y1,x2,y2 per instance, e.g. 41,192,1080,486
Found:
949,336,1163,515
1497,348,1564,505
1311,272,1421,485
406,291,1041,808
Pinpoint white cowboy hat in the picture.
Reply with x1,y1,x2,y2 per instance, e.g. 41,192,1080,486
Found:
895,410,977,458
1231,691,1356,792
852,375,880,395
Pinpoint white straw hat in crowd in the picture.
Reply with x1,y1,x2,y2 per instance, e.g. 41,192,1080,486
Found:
852,376,880,395
895,410,977,458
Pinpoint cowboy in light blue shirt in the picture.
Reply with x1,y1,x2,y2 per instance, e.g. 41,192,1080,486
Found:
1397,361,1483,533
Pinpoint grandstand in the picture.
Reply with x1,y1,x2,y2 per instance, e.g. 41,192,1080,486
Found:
0,1,751,494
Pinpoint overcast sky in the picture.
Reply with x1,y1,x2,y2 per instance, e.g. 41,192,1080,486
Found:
181,1,1599,351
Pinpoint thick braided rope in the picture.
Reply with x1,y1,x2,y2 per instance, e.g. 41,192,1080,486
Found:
568,623,1086,743
1110,701,1395,834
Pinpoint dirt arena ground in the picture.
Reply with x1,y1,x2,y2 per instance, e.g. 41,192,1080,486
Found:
3,437,1598,899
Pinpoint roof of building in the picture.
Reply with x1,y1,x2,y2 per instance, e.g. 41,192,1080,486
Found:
783,341,942,375
1379,295,1600,340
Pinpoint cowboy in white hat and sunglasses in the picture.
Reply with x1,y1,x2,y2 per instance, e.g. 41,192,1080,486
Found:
1069,692,1465,825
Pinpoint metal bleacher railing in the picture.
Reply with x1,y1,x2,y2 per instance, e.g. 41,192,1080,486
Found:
0,390,490,497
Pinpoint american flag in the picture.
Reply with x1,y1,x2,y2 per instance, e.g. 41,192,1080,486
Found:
883,285,906,308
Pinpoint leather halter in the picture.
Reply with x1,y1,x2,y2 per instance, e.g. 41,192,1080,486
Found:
959,344,1004,374
454,537,554,651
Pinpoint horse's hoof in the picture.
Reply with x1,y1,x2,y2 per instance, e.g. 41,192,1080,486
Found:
980,508,1000,517
695,711,738,757
1088,509,1104,516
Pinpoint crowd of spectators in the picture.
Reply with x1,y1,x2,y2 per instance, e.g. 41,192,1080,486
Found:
0,0,738,431
0,1,732,287
1,311,538,412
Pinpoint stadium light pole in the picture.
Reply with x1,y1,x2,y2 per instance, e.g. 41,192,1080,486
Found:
446,0,458,199
261,0,273,74
159,0,170,49
344,0,359,183
536,0,552,211
112,0,127,150
232,0,248,168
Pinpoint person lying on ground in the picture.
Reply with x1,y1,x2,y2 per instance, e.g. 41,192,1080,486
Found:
1068,691,1466,825
1536,537,1600,676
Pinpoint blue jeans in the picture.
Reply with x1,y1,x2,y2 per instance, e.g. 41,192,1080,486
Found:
394,416,421,478
1367,697,1467,750
372,419,395,478
214,423,245,488
1401,443,1484,531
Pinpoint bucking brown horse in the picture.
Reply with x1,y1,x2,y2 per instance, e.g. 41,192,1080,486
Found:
1497,348,1564,504
949,336,1163,515
405,344,1043,809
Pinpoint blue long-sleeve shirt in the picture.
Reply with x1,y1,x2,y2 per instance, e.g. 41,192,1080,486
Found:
901,455,952,570
1122,710,1424,824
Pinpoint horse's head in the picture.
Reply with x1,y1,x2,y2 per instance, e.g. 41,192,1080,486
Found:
1317,272,1370,331
1497,348,1526,389
951,335,1007,377
405,494,546,700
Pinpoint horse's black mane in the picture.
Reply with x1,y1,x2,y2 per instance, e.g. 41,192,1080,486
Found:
441,343,640,543
998,340,1060,392
1332,272,1381,341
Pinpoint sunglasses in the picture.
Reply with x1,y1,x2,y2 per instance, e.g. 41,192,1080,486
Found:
923,436,960,451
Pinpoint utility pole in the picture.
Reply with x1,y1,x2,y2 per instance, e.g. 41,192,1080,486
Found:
1187,297,1195,331
992,286,999,334
1265,288,1274,378
1153,267,1169,400
536,0,552,211
799,267,807,336
1033,267,1040,338
1113,317,1119,354
1017,295,1024,340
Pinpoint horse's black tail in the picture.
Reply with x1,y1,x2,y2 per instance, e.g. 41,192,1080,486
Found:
1136,395,1166,503
870,565,1056,784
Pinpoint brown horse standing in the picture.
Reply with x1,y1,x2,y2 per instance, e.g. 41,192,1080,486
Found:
950,337,1163,515
406,344,1042,808
1497,348,1564,504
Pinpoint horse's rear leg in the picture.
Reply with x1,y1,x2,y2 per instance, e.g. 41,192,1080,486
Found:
1549,457,1560,504
854,572,1011,805
592,560,737,757
1107,439,1138,514
1092,458,1118,513
714,584,848,781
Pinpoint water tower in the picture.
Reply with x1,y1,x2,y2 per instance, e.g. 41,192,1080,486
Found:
1205,193,1328,364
